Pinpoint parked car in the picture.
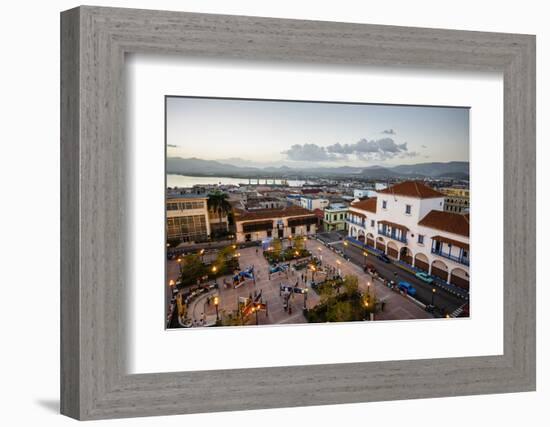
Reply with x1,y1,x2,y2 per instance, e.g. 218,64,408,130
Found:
398,281,417,296
364,263,378,275
377,253,391,263
415,271,434,283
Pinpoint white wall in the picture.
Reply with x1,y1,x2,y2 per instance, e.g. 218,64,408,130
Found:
0,1,546,427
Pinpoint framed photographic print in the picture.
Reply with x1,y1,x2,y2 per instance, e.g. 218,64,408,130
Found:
61,6,536,420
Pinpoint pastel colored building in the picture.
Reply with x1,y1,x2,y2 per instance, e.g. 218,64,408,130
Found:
323,203,348,232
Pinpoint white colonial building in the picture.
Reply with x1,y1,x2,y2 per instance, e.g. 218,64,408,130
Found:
347,181,470,291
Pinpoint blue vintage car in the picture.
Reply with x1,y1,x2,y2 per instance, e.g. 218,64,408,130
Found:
415,271,434,284
398,281,417,296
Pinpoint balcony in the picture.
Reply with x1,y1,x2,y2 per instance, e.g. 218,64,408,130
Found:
346,218,365,227
378,228,407,244
431,248,470,266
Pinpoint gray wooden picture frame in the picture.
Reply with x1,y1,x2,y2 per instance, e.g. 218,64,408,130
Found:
60,5,536,421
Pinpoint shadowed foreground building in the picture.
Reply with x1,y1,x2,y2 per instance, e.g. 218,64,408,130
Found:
166,193,229,243
234,206,318,242
166,194,210,243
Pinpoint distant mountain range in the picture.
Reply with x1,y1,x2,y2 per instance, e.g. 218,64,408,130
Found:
166,157,469,180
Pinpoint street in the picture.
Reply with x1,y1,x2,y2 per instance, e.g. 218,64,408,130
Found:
332,241,465,315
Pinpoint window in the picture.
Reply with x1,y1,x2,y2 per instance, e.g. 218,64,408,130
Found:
306,225,311,233
267,230,272,237
382,200,387,209
339,213,343,220
291,227,296,235
371,220,375,227
405,204,411,214
418,234,424,244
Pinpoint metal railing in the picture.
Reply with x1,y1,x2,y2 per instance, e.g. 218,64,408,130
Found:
377,228,407,244
346,218,365,227
431,248,470,266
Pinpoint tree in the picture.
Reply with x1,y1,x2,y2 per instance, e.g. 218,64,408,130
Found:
207,191,232,237
215,245,237,273
327,301,353,322
294,236,305,252
343,275,359,296
180,253,205,285
319,282,335,305
272,238,283,260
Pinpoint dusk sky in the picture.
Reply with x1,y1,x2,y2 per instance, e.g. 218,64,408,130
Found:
166,96,469,168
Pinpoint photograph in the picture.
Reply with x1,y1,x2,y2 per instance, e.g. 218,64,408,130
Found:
165,96,470,329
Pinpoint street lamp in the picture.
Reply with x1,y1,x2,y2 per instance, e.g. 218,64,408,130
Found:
431,288,436,306
303,288,308,309
169,279,175,287
363,251,368,266
199,248,205,262
177,258,183,274
213,295,220,321
212,265,217,274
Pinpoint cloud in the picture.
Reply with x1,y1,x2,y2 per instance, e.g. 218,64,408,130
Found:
399,151,419,158
282,137,419,162
282,143,337,161
327,137,415,160
381,129,396,135
167,144,179,148
421,144,427,148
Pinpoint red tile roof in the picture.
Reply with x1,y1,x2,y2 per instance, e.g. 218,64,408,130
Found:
378,181,445,199
418,210,470,237
351,197,377,213
313,208,325,219
234,206,316,222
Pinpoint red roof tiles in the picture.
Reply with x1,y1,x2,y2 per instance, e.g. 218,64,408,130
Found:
418,210,470,237
351,197,377,213
378,181,445,199
234,206,316,222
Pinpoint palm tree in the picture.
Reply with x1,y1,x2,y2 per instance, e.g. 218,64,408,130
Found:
207,191,232,238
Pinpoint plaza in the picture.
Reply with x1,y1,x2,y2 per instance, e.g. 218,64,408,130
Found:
166,236,432,329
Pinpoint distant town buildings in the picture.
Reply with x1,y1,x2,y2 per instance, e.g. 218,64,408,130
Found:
244,195,286,211
300,196,330,211
441,187,470,213
347,181,470,290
